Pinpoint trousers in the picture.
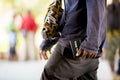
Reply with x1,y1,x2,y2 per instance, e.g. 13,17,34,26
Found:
40,43,99,80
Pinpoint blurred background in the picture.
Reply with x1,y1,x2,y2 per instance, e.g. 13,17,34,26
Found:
0,0,53,61
0,0,120,80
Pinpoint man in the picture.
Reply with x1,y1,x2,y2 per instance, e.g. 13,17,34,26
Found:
106,0,120,79
40,0,107,80
21,10,38,60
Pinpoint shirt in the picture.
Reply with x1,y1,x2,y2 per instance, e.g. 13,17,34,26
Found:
58,0,107,57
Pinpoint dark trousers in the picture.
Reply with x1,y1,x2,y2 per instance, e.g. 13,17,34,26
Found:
40,43,99,80
117,59,120,75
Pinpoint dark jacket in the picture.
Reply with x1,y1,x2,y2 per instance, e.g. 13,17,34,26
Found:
40,0,107,57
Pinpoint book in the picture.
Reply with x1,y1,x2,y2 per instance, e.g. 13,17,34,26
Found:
69,39,82,58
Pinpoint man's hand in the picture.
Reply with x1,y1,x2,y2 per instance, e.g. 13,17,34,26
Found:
39,50,48,60
76,48,97,59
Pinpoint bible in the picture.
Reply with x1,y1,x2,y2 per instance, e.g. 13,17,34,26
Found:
69,39,82,58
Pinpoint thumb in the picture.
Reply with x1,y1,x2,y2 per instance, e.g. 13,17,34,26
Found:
76,48,83,56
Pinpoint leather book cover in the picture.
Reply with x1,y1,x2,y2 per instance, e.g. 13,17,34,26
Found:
69,39,82,58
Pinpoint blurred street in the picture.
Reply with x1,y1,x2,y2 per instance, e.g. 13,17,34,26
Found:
0,59,113,80
0,60,47,80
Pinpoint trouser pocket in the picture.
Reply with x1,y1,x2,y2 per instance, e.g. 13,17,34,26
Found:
63,47,74,59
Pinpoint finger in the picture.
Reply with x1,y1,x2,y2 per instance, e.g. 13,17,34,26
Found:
40,53,42,60
82,50,88,59
89,53,95,58
39,51,43,60
92,53,97,58
87,53,92,58
76,48,83,56
42,51,48,60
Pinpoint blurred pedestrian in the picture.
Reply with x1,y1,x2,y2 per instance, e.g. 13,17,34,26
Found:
20,10,38,60
8,13,18,61
106,0,120,79
39,0,107,80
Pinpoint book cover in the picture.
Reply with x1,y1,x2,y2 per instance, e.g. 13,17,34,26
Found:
69,39,82,58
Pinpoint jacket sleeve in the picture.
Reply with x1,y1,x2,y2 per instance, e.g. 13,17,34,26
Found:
80,1,107,54
40,37,59,51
